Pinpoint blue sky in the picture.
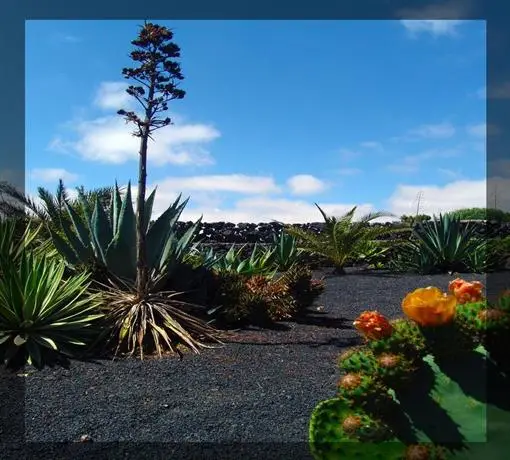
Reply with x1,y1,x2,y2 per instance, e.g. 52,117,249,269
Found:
25,20,489,222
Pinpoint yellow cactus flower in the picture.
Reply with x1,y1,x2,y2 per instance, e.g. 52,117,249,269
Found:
402,287,457,327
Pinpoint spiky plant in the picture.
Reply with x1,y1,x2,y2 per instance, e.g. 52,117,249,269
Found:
0,217,58,270
0,251,104,368
97,278,223,360
0,179,115,222
285,204,396,274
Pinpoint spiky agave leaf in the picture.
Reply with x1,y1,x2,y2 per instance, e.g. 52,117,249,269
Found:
0,252,104,368
414,213,485,273
96,279,225,359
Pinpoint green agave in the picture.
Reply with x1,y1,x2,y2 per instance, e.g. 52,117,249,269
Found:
0,217,58,263
269,230,305,271
212,243,276,277
46,182,201,288
393,213,488,274
0,251,104,368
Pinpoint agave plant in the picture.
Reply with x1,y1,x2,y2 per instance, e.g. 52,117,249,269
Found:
268,230,305,271
213,243,276,277
354,239,391,269
0,251,104,368
46,182,201,289
183,243,224,270
0,217,58,267
97,279,223,360
415,213,485,272
285,204,397,274
392,213,488,274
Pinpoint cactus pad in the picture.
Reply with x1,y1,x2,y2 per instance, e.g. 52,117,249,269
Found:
309,281,510,460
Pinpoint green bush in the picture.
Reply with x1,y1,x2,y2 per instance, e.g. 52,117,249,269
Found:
285,204,397,275
447,207,510,222
207,265,325,326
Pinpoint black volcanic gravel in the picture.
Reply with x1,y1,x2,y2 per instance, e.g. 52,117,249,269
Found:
2,269,507,459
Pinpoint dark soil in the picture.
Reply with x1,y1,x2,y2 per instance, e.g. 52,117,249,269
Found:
1,269,507,459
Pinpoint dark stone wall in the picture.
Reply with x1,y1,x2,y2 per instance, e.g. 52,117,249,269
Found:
173,220,510,246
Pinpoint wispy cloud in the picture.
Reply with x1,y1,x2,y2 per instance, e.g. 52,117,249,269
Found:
392,122,456,142
387,148,460,174
94,82,132,111
29,168,79,184
437,168,463,179
359,141,383,151
400,20,464,37
466,123,486,138
286,175,328,196
153,174,281,195
409,122,456,139
53,33,82,44
339,148,362,162
466,122,499,138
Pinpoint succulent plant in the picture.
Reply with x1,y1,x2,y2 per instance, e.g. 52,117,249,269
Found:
309,279,510,460
46,182,201,289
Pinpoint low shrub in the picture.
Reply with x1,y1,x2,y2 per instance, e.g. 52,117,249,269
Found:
446,207,510,222
207,265,325,326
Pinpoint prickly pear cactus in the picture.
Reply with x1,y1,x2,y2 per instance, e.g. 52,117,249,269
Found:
309,280,510,460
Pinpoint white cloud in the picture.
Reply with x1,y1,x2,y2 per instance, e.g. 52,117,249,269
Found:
50,116,219,166
400,20,464,37
94,82,132,111
48,81,220,166
154,174,281,195
29,168,78,184
125,177,373,224
386,180,487,216
286,175,328,195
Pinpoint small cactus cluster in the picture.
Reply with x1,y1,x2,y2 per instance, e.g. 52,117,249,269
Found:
309,278,510,460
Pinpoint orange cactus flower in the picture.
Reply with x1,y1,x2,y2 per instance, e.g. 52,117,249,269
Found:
448,278,484,304
402,287,457,327
353,311,393,340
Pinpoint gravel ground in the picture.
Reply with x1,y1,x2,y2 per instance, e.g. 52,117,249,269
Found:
2,269,507,459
